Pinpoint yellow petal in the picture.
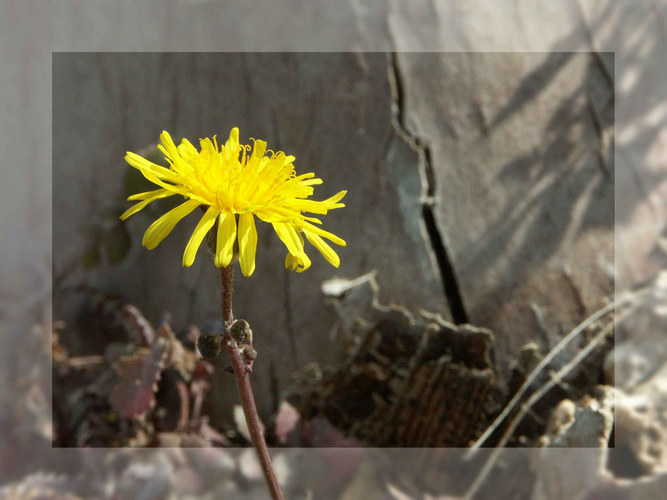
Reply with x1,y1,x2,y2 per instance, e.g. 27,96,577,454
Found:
225,127,240,158
298,221,346,246
182,206,219,267
125,152,182,186
251,139,267,161
295,172,316,180
281,154,296,166
215,211,237,268
127,188,168,201
301,215,322,225
305,231,340,267
272,222,305,257
295,252,311,272
254,209,280,223
238,212,258,277
300,178,324,186
159,130,179,158
142,199,200,250
285,251,311,273
255,208,300,223
198,137,216,155
322,190,347,209
121,189,174,220
177,138,198,159
285,253,298,271
287,199,330,214
121,198,162,221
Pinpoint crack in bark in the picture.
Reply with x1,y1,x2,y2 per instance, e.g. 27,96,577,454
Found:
387,53,468,324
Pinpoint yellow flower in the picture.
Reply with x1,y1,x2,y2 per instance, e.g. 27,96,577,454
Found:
121,128,346,277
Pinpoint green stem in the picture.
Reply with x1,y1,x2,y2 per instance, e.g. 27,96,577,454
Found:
220,265,285,500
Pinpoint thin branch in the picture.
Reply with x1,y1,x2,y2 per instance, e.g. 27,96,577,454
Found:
462,309,628,500
465,293,631,457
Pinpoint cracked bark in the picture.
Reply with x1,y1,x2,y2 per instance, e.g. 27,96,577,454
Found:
387,52,469,324
381,52,614,385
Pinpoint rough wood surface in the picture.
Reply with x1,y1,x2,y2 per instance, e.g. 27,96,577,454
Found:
52,51,615,423
394,52,614,382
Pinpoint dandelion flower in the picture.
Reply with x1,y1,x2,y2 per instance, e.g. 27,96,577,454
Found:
121,128,346,277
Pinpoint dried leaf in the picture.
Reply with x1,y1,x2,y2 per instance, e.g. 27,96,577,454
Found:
110,338,167,419
121,304,155,346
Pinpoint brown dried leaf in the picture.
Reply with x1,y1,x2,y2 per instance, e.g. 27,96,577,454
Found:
110,338,167,419
121,304,155,346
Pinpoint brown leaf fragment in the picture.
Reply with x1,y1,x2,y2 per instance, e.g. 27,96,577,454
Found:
110,338,167,419
121,304,155,346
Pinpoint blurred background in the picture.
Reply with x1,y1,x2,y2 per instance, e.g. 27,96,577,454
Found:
3,1,667,498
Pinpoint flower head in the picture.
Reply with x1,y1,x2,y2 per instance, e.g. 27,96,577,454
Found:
121,128,346,277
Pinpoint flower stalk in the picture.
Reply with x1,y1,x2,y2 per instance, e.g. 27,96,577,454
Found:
220,265,284,500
